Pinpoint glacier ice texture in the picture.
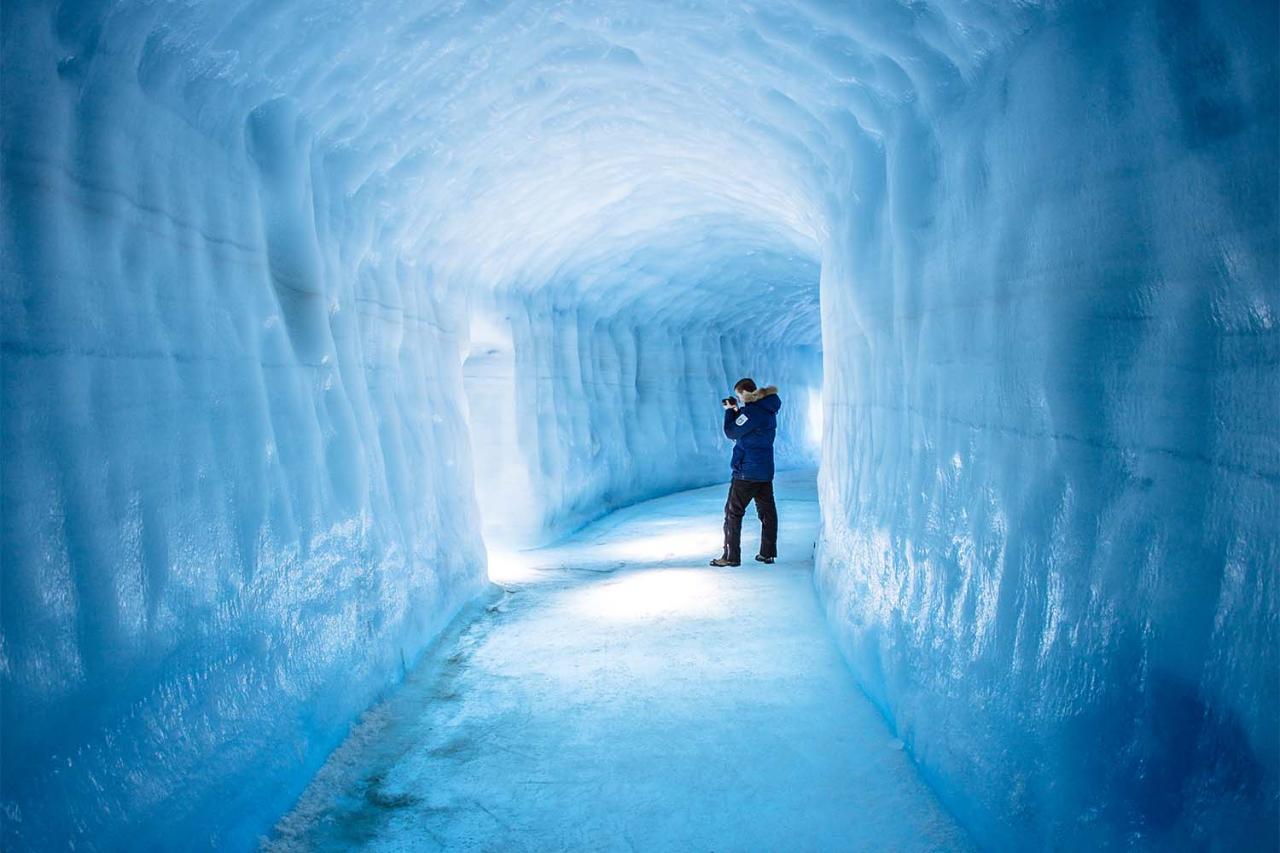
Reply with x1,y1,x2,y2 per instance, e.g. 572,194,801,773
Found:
1,0,1276,849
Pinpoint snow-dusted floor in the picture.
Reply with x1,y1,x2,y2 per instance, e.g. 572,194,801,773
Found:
268,472,972,851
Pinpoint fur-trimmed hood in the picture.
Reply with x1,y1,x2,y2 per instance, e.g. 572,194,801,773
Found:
740,385,778,404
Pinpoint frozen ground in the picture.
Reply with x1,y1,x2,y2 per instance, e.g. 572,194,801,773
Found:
267,471,972,851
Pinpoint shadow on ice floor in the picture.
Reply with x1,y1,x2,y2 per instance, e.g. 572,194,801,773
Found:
266,471,973,851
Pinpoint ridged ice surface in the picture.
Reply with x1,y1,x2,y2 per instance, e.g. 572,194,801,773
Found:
2,0,1276,849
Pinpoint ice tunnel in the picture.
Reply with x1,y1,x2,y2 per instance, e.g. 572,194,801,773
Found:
1,0,1276,849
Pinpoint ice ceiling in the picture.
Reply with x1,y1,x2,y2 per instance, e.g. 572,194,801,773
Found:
89,0,1043,344
3,0,1276,850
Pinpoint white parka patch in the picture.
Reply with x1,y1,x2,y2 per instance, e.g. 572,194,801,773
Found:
735,413,749,426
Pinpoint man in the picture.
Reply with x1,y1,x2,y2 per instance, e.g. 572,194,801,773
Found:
710,378,781,567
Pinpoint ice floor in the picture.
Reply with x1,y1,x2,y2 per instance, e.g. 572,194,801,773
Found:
266,471,973,851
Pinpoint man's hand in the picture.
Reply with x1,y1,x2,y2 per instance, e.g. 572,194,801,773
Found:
722,397,738,411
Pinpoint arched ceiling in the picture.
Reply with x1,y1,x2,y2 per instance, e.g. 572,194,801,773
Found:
56,0,1041,345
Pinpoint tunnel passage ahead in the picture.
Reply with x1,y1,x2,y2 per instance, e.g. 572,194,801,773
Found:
2,0,1277,849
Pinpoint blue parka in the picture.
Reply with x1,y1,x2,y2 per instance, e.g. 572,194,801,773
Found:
723,385,782,481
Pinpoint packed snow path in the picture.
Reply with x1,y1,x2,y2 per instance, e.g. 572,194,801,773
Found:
268,472,972,851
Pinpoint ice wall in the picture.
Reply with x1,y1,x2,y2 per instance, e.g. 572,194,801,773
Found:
2,0,1276,849
815,1,1279,848
0,5,496,848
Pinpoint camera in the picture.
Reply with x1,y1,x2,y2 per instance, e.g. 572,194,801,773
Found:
722,397,737,409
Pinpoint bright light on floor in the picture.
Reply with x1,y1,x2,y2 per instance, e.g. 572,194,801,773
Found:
486,547,543,584
570,568,727,622
595,529,719,563
486,527,721,584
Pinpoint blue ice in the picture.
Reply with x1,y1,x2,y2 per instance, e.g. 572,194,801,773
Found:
2,0,1276,849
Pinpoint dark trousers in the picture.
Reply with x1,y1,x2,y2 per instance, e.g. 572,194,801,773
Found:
722,479,778,562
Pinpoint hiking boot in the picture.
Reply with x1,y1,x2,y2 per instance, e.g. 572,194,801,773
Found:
755,555,776,564
709,557,740,567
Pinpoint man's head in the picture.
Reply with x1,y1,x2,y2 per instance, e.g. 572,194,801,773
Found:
734,377,756,402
